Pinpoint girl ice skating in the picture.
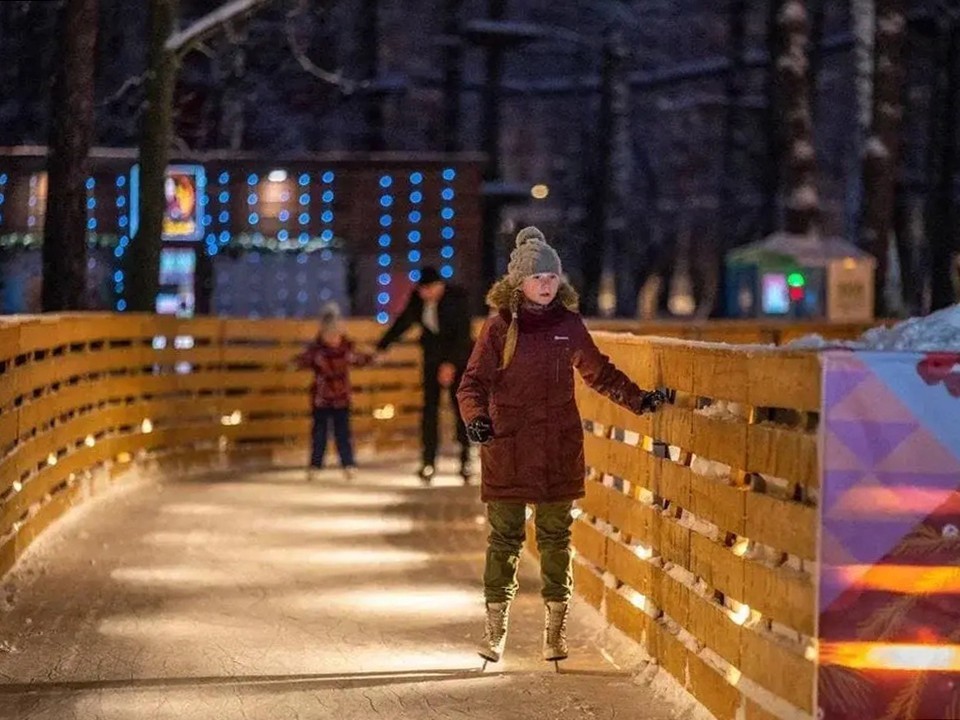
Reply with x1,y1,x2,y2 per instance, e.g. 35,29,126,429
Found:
294,303,372,481
457,226,665,666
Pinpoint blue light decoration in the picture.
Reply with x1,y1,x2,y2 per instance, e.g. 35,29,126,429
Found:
115,172,129,310
408,170,424,281
439,166,457,277
0,172,7,225
319,169,336,248
216,170,230,247
297,172,311,243
377,173,393,322
86,176,97,232
27,174,38,228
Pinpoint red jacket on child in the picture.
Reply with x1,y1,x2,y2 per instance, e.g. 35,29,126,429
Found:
295,335,371,409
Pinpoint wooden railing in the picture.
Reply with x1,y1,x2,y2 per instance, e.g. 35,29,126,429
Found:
0,314,422,576
2,313,871,720
536,333,822,720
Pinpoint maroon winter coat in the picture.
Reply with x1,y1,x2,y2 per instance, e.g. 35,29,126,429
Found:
457,301,649,504
294,334,371,409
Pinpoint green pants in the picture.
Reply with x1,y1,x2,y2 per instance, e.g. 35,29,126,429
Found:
483,501,574,604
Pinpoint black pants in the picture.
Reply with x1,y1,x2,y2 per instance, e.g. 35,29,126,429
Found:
311,407,355,469
422,361,469,467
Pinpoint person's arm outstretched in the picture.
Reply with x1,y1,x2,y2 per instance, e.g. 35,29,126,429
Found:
376,293,419,354
571,319,664,415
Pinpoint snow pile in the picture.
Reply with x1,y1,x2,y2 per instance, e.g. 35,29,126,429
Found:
859,303,960,350
787,303,960,351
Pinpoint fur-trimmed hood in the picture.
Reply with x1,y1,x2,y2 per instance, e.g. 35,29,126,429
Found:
484,276,579,313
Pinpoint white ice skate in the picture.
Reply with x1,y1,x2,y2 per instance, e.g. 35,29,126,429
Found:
543,601,569,668
478,601,510,666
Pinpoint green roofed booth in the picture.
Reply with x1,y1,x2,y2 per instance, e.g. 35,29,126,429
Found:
725,233,876,322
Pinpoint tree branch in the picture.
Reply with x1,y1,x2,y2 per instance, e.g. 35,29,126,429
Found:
284,3,361,95
165,0,275,55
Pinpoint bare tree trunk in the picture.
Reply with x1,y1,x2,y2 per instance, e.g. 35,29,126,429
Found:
807,0,827,113
776,0,820,235
127,0,179,312
860,0,907,316
581,29,619,317
927,16,960,312
479,0,507,290
42,0,98,312
606,29,635,318
762,0,785,235
848,0,875,241
712,0,748,317
442,0,464,153
358,0,383,151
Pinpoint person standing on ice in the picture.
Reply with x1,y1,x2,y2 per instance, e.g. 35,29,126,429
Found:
294,302,372,482
457,226,665,666
375,266,475,484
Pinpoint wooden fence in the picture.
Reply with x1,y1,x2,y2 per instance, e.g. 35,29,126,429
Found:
539,332,822,720
0,314,422,577
1,313,873,720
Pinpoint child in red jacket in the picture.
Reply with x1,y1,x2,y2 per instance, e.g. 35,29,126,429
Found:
294,303,372,481
457,226,665,666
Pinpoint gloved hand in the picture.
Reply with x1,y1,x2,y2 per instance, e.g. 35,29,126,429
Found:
631,389,666,415
466,416,494,444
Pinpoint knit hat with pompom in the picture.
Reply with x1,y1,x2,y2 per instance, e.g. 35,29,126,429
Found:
506,226,561,284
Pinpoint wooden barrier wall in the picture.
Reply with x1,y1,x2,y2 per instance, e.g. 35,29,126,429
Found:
1,313,865,720
553,333,821,720
0,314,423,577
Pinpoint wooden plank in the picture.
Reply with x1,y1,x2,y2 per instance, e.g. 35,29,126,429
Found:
608,490,660,547
742,560,816,636
571,518,607,569
660,459,692,508
686,590,742,669
690,532,745,600
352,366,423,386
745,423,818,488
745,352,820,411
660,514,691,568
692,345,751,402
689,410,747,473
658,568,692,628
580,478,610,521
743,492,816,560
605,586,653,650
221,318,315,342
572,558,604,609
689,474,746,536
606,537,655,596
0,408,17,450
688,653,741,720
739,630,815,712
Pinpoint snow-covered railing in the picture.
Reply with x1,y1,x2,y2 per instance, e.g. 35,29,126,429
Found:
549,334,823,720
0,314,423,577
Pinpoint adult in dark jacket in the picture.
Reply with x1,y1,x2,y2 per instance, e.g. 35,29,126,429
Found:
457,226,664,666
376,266,474,483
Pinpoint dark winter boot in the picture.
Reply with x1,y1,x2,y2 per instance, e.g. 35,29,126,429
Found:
542,601,569,661
479,601,510,662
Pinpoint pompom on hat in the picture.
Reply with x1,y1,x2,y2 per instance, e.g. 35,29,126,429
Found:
506,226,562,283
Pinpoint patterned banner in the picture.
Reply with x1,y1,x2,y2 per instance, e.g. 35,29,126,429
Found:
819,351,960,720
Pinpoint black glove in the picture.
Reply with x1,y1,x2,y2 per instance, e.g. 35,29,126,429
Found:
632,389,666,415
466,416,494,444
